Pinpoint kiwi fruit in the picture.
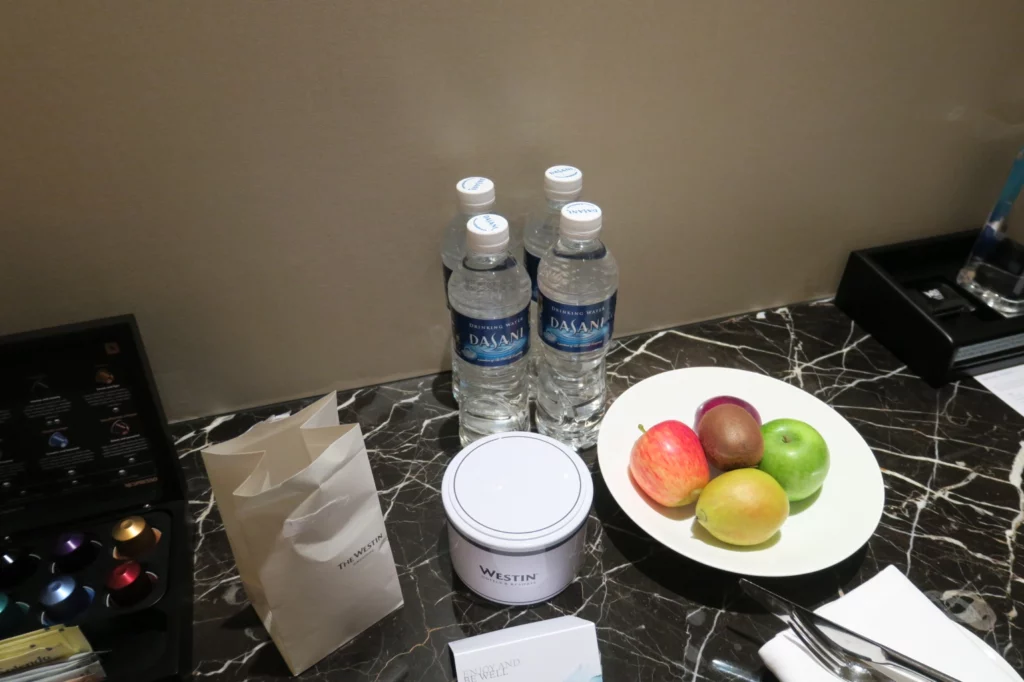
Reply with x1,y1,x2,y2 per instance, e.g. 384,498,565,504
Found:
697,403,764,470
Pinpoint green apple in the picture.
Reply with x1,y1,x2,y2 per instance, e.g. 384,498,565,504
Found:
758,419,830,502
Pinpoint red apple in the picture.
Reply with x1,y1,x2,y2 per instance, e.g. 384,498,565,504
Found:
629,420,710,507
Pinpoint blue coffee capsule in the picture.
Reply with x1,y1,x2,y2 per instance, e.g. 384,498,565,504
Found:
39,575,92,623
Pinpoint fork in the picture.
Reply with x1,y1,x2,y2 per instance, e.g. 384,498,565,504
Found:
788,610,889,681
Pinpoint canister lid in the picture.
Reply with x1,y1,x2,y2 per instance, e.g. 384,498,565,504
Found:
442,432,593,554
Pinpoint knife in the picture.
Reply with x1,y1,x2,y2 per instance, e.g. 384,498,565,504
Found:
739,579,963,682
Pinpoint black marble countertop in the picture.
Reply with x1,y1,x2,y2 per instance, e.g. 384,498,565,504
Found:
172,300,1024,680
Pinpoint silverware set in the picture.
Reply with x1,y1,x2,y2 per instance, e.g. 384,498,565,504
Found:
739,579,963,682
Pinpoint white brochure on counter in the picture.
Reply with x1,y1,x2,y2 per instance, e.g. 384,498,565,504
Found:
449,616,602,682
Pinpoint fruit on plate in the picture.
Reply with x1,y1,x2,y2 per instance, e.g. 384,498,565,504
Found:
694,395,761,429
697,404,764,471
758,418,830,502
630,420,710,507
695,468,789,546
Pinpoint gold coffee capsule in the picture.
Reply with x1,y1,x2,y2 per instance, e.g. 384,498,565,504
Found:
112,516,158,559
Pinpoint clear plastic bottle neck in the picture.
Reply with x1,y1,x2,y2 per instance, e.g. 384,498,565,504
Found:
546,196,578,216
553,234,605,258
464,250,513,271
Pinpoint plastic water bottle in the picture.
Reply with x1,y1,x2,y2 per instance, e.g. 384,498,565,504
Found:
536,202,618,450
448,214,532,445
441,177,496,402
523,166,583,390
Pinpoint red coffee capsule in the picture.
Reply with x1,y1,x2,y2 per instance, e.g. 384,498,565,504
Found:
106,561,152,607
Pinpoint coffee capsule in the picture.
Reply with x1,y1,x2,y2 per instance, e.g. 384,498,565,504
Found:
53,532,97,572
39,575,92,623
112,516,158,558
0,592,26,637
106,561,153,607
0,549,37,589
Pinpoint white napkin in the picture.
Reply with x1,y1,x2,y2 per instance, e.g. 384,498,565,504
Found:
759,565,1018,682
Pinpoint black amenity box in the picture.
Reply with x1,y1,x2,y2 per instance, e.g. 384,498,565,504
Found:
0,316,192,681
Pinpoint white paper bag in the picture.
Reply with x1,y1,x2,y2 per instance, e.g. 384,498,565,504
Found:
201,392,404,675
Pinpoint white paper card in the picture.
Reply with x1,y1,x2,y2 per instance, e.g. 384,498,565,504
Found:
975,364,1024,419
449,616,602,682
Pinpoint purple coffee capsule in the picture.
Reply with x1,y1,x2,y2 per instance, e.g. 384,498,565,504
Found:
53,532,96,572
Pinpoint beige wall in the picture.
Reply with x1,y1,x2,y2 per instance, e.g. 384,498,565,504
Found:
2,2,1023,421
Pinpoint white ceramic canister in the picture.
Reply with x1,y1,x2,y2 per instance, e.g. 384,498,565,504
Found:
441,432,593,606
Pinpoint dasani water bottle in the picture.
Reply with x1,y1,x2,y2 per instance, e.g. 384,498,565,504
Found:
524,166,584,389
448,214,532,445
536,201,618,449
441,177,496,402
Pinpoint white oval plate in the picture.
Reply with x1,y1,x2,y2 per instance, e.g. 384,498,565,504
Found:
597,367,885,577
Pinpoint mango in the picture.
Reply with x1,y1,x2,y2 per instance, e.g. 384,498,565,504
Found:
695,469,789,546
